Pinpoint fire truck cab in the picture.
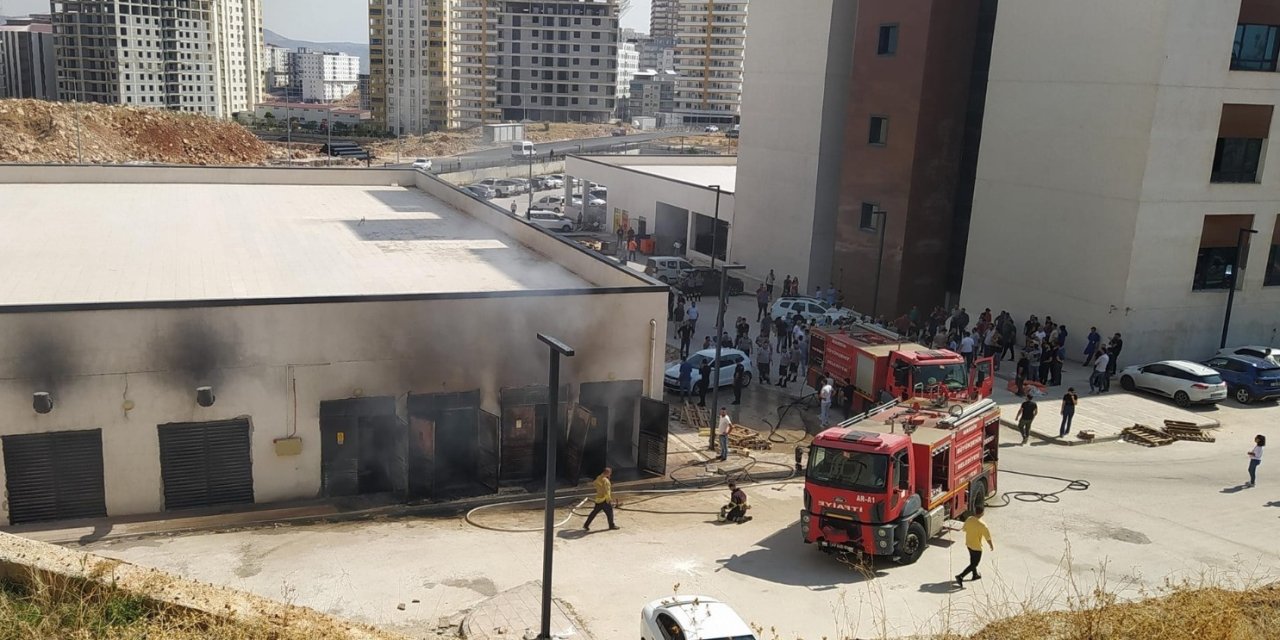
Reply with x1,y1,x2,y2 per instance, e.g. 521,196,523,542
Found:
800,397,1000,564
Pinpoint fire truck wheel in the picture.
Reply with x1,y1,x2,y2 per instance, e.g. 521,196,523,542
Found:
895,521,928,565
969,478,988,514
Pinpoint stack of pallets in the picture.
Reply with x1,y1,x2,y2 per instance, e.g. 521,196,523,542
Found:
1121,424,1175,447
683,401,711,437
727,425,772,451
1161,420,1216,443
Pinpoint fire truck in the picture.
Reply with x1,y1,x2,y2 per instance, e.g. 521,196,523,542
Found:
800,396,1000,564
807,323,994,413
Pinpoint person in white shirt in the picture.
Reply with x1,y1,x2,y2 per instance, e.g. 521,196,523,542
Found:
959,331,976,367
819,379,834,426
1090,351,1110,394
1247,434,1265,487
717,407,733,461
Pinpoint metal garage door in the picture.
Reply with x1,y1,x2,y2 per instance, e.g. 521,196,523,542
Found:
2,430,107,525
157,420,254,511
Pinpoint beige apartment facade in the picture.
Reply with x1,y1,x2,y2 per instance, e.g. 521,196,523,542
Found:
962,0,1280,364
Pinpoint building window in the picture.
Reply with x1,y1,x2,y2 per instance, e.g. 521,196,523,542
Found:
877,24,899,55
859,202,880,231
868,116,888,145
1193,214,1256,290
1266,216,1280,286
1212,104,1272,183
1233,24,1279,71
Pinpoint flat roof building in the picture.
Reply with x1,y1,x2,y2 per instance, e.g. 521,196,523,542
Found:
0,165,667,526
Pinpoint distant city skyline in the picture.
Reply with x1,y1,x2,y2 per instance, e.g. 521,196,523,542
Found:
2,0,651,44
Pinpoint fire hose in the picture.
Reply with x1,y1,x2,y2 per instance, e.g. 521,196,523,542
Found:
983,469,1091,507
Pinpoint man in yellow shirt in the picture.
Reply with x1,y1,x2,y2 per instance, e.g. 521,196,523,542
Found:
583,467,619,531
955,506,993,587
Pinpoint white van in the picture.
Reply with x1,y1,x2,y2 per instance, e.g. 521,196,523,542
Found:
511,140,536,158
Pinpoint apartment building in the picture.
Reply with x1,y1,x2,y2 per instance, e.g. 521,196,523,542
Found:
368,0,450,134
265,43,290,89
650,0,677,39
672,0,746,125
962,0,1280,363
452,0,620,126
625,68,674,118
290,48,359,102
616,40,638,104
637,35,674,72
358,72,371,109
0,16,56,100
51,0,262,117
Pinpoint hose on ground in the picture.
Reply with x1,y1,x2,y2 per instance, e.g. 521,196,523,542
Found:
984,469,1091,508
765,390,817,444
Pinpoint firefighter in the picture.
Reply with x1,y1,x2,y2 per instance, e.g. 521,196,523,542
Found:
721,482,750,524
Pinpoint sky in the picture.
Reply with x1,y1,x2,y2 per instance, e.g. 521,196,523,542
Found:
3,0,651,43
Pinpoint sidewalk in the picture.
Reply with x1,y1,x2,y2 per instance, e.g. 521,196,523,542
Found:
461,581,591,640
988,356,1220,445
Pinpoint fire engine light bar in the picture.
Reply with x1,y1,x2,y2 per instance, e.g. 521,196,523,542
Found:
838,430,883,444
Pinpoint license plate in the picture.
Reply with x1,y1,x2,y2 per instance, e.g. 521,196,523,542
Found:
1211,391,1226,399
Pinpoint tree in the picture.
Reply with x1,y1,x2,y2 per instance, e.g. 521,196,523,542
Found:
262,111,276,129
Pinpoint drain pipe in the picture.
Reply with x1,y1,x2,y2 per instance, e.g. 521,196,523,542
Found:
647,319,658,396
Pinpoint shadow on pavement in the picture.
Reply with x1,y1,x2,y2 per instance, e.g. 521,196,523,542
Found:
1220,484,1250,494
713,520,885,589
919,580,964,594
1264,501,1280,508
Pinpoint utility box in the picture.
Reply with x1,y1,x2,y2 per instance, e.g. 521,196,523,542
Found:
631,116,657,131
273,436,303,456
482,123,525,144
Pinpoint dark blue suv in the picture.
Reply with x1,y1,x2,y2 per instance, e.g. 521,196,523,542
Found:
1202,354,1280,404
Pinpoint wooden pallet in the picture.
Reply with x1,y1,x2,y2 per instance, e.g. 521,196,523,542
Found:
1122,424,1175,447
728,425,772,451
1162,423,1216,443
683,401,712,437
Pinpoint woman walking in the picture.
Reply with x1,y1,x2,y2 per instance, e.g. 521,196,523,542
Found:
1247,434,1265,487
1083,327,1101,366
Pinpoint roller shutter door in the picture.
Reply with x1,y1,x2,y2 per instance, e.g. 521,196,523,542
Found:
2,430,106,525
158,420,254,511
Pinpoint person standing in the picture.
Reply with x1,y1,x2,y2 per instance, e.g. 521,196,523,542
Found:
755,284,769,322
777,346,792,388
955,506,993,587
717,407,733,461
774,315,789,351
1083,327,1101,366
782,275,793,299
698,360,712,407
626,237,638,262
677,321,693,359
582,468,619,531
1059,387,1078,437
959,331,976,368
755,335,772,384
1106,333,1123,378
678,358,694,399
1049,343,1064,386
819,379,834,426
1015,393,1038,445
1246,434,1265,487
765,269,776,299
687,302,699,334
1090,349,1110,394
673,298,685,327
789,342,804,385
731,362,745,405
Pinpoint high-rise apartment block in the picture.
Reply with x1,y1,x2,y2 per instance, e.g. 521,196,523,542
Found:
50,0,262,117
369,0,450,135
672,0,745,125
0,15,56,100
264,43,290,89
637,35,674,72
615,40,638,105
290,48,359,102
649,0,677,39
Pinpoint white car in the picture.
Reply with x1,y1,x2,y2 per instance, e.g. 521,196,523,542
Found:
1118,360,1228,407
411,158,432,170
532,195,567,212
540,175,565,189
1216,345,1280,365
663,349,756,392
769,296,830,323
493,179,524,196
703,125,721,133
822,306,858,325
641,595,756,640
526,210,575,233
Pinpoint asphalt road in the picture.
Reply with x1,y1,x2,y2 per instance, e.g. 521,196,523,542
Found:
456,130,686,161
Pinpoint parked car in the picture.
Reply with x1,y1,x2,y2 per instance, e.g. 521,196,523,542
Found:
679,266,745,296
509,177,532,193
464,184,496,199
663,349,756,392
1118,360,1228,407
493,179,523,197
511,140,536,158
526,210,575,233
475,178,505,195
726,125,740,139
704,125,721,133
612,127,627,136
411,158,433,170
1215,345,1280,365
540,175,565,189
641,595,756,640
770,296,831,323
532,195,567,212
1202,354,1280,404
588,188,608,201
644,256,695,283
545,174,577,187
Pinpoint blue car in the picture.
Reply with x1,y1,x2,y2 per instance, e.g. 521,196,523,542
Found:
1202,354,1280,404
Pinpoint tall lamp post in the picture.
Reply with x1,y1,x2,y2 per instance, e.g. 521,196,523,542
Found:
869,207,888,319
535,333,574,640
527,149,536,214
708,184,722,270
1220,227,1258,348
708,263,747,451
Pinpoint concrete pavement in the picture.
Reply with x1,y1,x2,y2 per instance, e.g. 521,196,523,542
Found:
461,581,590,640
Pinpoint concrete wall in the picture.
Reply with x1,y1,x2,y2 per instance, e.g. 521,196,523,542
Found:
733,0,853,293
0,292,666,523
436,160,565,186
0,164,408,186
564,156,736,263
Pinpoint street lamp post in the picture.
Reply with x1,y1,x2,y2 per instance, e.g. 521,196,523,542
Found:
1220,227,1259,348
535,333,575,640
326,106,333,168
708,263,747,451
527,150,535,214
708,184,722,271
870,207,888,319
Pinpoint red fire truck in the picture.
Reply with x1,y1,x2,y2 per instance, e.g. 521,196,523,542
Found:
800,397,1000,564
807,324,994,414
